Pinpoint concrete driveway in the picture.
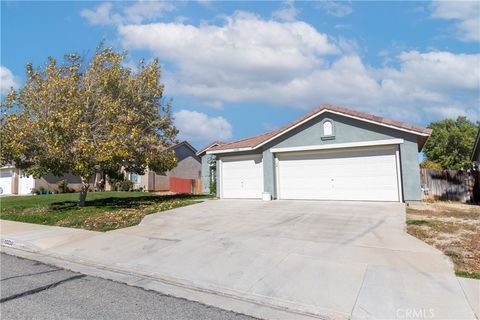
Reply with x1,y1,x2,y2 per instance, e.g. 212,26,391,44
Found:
1,200,477,319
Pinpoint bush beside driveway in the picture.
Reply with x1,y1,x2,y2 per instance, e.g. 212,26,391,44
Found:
0,192,211,232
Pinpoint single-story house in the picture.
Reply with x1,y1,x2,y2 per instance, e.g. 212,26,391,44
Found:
197,141,225,194
472,129,480,166
204,105,432,203
134,141,201,192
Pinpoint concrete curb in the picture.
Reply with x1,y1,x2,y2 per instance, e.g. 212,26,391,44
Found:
1,244,340,320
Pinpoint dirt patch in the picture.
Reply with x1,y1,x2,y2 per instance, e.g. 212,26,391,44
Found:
406,202,480,279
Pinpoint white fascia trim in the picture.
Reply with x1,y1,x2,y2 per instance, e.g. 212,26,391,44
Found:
206,147,253,155
256,110,428,150
270,139,404,153
207,110,427,155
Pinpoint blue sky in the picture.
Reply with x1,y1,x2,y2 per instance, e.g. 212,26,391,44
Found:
1,1,479,148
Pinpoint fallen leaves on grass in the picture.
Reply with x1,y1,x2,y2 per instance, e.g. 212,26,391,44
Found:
56,200,197,232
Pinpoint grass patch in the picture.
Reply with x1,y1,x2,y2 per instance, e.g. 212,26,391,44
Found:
455,270,480,280
406,206,480,220
406,219,429,225
0,192,213,232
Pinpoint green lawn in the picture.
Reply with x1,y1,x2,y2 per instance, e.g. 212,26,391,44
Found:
0,192,212,232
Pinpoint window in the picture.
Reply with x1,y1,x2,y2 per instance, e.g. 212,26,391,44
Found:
323,121,333,136
129,173,141,184
321,119,335,140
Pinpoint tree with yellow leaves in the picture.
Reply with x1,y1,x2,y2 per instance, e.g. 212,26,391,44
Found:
1,46,178,206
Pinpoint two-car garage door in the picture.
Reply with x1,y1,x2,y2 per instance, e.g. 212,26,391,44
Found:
219,146,401,201
276,146,401,201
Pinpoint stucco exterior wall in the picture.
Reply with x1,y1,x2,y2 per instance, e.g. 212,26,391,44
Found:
201,154,215,193
212,112,423,202
169,145,201,179
34,173,98,192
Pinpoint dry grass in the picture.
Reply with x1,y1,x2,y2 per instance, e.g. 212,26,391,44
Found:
406,202,480,279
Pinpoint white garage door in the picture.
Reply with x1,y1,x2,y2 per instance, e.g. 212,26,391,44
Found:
277,146,400,201
19,175,34,195
0,169,13,195
221,155,263,199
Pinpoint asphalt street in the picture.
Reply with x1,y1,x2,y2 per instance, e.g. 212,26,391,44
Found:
0,253,256,320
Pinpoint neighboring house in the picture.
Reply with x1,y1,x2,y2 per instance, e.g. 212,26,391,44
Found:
135,141,201,192
206,105,432,203
197,141,224,194
0,166,100,195
0,166,35,195
472,129,480,166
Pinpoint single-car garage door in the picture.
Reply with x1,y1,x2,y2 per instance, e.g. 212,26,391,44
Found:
221,155,263,199
0,169,13,195
277,146,401,201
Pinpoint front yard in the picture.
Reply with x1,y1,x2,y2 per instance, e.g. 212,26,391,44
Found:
0,192,211,232
407,202,480,279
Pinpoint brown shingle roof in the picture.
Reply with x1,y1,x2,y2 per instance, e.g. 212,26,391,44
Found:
210,104,432,152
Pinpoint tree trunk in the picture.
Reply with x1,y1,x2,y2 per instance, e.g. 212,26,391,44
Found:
77,177,90,207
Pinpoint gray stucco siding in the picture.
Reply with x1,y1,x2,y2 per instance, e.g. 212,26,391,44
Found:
261,112,422,202
168,144,201,180
201,154,214,193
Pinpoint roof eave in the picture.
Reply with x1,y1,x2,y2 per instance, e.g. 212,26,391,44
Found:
206,147,254,155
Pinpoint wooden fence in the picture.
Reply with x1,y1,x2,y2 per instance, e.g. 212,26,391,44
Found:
420,168,480,203
169,177,202,194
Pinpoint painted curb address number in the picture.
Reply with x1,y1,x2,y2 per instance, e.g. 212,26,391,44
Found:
3,239,14,247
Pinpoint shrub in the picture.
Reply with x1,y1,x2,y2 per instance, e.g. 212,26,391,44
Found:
209,179,216,196
119,180,134,192
56,179,72,193
420,160,442,170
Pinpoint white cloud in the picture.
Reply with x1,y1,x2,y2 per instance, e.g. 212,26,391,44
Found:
118,11,479,124
273,1,300,22
81,1,175,26
0,66,19,95
316,1,353,18
123,1,175,24
173,110,233,147
431,1,480,41
120,11,338,107
81,2,118,25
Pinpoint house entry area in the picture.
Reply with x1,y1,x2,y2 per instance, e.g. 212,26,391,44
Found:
275,146,402,201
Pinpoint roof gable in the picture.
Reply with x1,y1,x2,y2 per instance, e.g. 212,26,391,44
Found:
208,105,432,153
196,141,225,156
170,141,198,154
